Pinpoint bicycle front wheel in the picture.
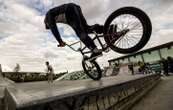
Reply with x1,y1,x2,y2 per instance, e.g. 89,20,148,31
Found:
82,59,102,80
104,7,152,53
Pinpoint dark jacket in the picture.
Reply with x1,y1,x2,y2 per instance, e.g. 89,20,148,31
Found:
44,3,81,43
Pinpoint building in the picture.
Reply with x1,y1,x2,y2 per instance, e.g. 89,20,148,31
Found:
108,42,173,65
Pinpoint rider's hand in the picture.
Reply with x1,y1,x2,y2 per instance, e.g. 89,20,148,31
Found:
58,41,66,47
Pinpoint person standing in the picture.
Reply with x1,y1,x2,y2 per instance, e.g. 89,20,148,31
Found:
128,62,134,75
167,56,173,73
160,58,169,76
138,61,145,74
45,61,54,83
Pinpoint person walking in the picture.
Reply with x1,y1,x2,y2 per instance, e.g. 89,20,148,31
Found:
45,61,54,83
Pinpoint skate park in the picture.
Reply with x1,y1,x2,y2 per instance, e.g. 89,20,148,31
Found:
0,0,173,110
0,42,173,110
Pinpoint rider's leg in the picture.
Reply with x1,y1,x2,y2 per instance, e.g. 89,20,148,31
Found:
75,5,90,31
48,74,50,83
66,5,102,57
50,73,53,83
76,6,104,34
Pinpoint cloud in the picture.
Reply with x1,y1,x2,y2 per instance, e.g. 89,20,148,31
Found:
0,0,173,73
1,65,12,72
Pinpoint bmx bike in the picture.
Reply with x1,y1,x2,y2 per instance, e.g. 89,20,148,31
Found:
66,7,152,80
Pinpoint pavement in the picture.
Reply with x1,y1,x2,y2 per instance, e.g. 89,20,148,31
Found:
0,77,13,98
2,73,170,110
5,74,147,109
0,76,14,109
131,75,173,110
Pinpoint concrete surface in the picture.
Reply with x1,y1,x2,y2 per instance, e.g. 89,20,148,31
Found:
0,77,13,98
131,75,173,110
6,74,148,109
0,76,14,109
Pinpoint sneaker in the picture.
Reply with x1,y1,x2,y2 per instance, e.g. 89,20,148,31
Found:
89,51,103,61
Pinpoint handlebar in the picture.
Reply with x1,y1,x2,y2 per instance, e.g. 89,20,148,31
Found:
65,41,92,54
64,31,100,54
65,41,82,52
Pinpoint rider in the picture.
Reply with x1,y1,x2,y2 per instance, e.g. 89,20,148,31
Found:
44,3,104,59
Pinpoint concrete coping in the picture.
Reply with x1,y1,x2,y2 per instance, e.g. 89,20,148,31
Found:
4,74,160,109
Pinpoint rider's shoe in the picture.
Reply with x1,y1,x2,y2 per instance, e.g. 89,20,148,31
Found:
89,24,104,34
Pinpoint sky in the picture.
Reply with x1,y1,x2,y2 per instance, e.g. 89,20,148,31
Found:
0,0,173,72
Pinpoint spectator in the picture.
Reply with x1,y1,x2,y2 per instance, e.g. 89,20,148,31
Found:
167,56,173,73
45,61,54,83
128,62,134,75
138,61,145,74
160,58,169,76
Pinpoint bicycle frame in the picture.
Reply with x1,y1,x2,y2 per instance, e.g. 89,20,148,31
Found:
66,32,109,56
65,32,103,80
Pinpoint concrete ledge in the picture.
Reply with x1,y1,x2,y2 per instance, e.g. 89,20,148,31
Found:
3,74,161,110
0,76,14,110
114,76,161,110
0,87,5,110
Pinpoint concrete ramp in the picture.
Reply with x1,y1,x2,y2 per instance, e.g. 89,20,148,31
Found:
3,74,160,110
0,77,14,109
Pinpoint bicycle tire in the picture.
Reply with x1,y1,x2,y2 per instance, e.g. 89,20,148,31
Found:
104,7,152,53
82,59,102,80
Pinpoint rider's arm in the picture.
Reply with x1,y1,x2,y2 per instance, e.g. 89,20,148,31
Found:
46,12,63,44
50,26,63,43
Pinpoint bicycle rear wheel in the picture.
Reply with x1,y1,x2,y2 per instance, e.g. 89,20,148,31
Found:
104,7,152,53
82,59,102,80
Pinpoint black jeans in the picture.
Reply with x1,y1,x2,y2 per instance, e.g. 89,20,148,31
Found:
65,4,97,50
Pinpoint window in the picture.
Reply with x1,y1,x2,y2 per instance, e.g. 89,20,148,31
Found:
129,55,143,63
143,50,161,62
160,47,173,58
119,58,129,64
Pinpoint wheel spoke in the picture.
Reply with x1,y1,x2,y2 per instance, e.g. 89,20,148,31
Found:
84,61,99,78
124,36,130,48
108,13,144,49
125,35,137,47
125,15,137,29
127,34,140,45
114,35,124,46
130,22,142,31
119,38,123,48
